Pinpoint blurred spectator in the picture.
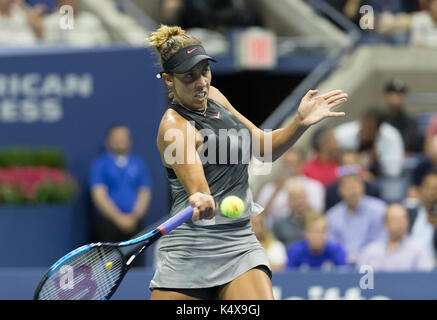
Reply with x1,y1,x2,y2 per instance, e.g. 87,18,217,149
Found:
325,0,422,16
357,204,435,271
369,0,430,44
26,0,55,12
424,113,437,155
334,108,405,177
426,114,437,141
256,148,325,222
409,135,437,197
327,174,387,264
382,78,422,154
286,214,348,271
402,0,424,13
156,0,231,55
179,0,263,31
407,171,437,254
411,0,437,48
272,178,316,247
325,149,381,210
159,0,184,26
339,0,363,23
303,126,340,187
322,0,364,26
377,11,412,41
316,0,422,39
365,0,404,14
319,0,423,42
90,124,152,245
251,214,287,271
0,0,44,46
42,0,111,46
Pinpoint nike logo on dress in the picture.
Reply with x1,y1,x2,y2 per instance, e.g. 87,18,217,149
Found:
187,48,197,54
214,112,220,119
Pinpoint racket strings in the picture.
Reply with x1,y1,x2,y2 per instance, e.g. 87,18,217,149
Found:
38,246,124,300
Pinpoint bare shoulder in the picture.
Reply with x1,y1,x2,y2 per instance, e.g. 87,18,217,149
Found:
157,108,199,149
156,109,186,168
157,108,202,168
158,108,186,135
157,109,184,148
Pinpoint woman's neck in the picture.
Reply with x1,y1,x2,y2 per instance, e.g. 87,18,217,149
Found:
175,99,208,117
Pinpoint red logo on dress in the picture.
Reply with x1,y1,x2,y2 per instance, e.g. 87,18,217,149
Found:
187,48,197,54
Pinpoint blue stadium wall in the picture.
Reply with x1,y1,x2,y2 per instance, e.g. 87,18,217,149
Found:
0,46,169,267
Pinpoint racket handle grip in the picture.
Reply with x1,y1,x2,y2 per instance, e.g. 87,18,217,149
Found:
160,206,194,235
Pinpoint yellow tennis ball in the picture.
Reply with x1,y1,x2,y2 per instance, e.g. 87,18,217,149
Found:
220,196,245,218
105,262,113,270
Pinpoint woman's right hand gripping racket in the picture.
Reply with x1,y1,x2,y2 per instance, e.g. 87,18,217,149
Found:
34,206,194,300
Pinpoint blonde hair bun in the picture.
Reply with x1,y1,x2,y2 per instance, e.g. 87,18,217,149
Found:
148,25,187,50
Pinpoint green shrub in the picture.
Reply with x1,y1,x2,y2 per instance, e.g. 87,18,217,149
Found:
0,148,65,168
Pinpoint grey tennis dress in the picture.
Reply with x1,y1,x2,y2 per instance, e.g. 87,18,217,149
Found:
149,98,271,291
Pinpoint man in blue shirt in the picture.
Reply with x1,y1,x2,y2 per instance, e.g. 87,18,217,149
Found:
90,124,152,243
286,214,347,271
357,204,435,271
326,174,387,264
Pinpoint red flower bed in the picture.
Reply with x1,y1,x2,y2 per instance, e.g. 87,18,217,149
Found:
0,167,77,204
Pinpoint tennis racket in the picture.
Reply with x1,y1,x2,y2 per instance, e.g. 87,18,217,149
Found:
34,206,194,300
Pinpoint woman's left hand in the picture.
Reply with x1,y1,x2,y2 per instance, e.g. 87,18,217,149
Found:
297,89,348,127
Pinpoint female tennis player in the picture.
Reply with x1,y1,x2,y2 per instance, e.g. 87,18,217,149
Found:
148,25,348,300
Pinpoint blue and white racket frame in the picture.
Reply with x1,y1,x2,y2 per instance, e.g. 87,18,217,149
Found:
33,206,194,300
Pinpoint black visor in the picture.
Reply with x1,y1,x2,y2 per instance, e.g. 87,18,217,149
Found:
160,45,216,75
